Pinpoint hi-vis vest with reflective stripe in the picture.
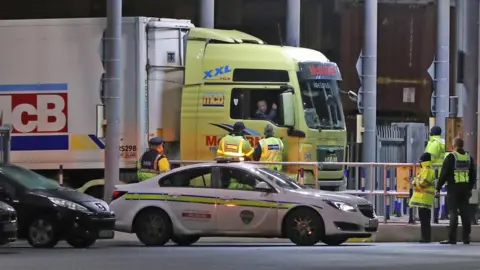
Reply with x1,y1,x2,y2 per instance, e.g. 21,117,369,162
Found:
453,151,470,183
216,135,253,158
259,137,284,170
409,161,436,209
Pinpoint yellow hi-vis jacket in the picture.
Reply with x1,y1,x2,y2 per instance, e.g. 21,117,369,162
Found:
258,137,284,171
425,135,445,176
216,135,253,158
409,161,436,209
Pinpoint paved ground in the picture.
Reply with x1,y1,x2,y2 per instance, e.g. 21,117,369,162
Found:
2,237,480,270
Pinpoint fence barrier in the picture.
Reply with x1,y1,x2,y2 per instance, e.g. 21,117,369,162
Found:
169,159,449,224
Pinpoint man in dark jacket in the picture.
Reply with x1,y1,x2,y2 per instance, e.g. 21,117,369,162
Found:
436,137,476,244
254,100,277,121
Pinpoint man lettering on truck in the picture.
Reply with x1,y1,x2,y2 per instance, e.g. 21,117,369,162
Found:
137,137,170,181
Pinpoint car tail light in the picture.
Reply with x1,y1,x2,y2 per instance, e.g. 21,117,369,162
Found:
111,190,127,201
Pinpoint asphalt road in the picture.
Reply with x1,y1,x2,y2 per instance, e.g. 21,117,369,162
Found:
1,240,480,270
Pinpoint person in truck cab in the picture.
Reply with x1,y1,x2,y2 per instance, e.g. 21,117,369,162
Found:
254,100,277,121
137,137,171,181
216,122,254,160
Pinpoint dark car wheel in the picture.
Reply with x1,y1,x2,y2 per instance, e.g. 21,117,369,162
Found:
285,208,324,246
66,236,97,248
134,208,172,246
321,236,349,246
27,216,60,248
171,235,200,246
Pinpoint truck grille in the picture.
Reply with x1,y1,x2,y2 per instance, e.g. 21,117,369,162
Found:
0,212,16,222
316,146,344,171
357,204,375,218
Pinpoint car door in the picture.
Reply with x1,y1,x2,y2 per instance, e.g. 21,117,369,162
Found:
158,166,218,233
215,167,278,234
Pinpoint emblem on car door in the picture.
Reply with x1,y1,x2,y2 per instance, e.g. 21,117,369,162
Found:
95,202,106,211
239,210,254,224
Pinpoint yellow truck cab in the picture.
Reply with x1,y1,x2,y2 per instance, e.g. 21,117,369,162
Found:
180,28,347,190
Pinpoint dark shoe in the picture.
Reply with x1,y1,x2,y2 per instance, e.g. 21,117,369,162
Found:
463,240,470,245
440,240,457,244
419,239,431,243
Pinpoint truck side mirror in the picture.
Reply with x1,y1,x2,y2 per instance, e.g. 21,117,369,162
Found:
280,92,295,126
347,90,358,102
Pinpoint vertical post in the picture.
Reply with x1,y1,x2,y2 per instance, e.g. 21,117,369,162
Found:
200,0,215,28
455,0,466,118
435,0,450,137
286,0,301,47
104,0,122,203
463,0,479,163
362,0,378,193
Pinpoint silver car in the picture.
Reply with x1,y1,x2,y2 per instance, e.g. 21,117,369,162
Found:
109,162,378,246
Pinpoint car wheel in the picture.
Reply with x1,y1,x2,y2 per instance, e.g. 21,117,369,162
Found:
285,208,324,246
134,208,172,246
27,216,60,248
322,236,348,246
66,236,97,248
170,235,200,246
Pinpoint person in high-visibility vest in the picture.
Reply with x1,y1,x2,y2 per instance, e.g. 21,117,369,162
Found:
437,137,476,245
137,137,171,181
409,152,436,243
216,122,254,159
253,124,284,171
425,125,446,174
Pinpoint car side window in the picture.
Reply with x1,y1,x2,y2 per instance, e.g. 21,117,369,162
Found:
219,168,262,190
159,167,213,188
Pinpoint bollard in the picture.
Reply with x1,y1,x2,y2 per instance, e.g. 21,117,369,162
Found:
385,187,391,221
384,168,391,222
299,168,304,185
433,168,439,223
58,165,64,186
360,167,366,192
408,167,415,224
440,186,448,219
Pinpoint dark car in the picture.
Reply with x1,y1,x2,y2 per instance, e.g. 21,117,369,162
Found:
0,164,115,248
0,199,17,245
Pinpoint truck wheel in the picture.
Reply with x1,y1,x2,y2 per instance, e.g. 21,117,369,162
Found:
284,208,324,246
134,208,172,246
322,236,348,246
66,236,97,248
170,235,200,246
27,216,60,248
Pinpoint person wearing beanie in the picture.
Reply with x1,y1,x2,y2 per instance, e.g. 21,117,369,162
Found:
409,152,436,243
216,122,253,160
252,124,284,171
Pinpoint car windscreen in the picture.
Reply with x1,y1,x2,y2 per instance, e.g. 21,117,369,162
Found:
257,168,306,190
2,166,60,190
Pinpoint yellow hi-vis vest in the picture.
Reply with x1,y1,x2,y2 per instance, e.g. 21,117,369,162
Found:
216,135,253,158
409,161,436,209
258,137,284,171
453,151,470,183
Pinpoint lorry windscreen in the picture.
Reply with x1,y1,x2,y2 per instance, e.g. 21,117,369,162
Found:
299,79,345,130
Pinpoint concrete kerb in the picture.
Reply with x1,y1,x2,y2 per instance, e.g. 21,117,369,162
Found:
113,224,480,243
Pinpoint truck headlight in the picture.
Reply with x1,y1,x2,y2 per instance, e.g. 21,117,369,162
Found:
48,197,90,212
325,200,356,212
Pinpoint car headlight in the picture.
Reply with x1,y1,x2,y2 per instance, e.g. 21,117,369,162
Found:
0,202,15,212
48,197,90,212
325,200,356,212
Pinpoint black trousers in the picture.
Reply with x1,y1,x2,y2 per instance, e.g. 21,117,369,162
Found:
418,208,431,241
447,191,471,242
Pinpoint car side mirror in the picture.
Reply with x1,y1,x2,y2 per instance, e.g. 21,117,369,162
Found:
347,90,358,102
280,91,295,126
255,182,274,193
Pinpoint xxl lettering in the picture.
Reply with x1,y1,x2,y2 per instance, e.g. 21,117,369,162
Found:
0,93,68,133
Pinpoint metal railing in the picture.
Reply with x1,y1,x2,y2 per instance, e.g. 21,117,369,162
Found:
0,125,12,164
169,159,447,225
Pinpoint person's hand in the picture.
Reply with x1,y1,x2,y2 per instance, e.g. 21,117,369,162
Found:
272,103,277,110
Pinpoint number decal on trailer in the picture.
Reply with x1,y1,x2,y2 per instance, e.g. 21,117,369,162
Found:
119,145,137,152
